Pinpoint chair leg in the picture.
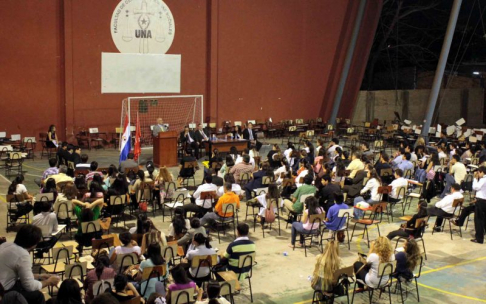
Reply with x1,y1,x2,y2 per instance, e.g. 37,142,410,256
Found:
421,238,427,260
364,226,370,248
248,277,253,303
415,277,420,302
350,223,358,242
351,281,358,304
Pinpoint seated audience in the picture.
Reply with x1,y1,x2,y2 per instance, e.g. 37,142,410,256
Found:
42,157,59,183
168,206,190,241
229,154,254,183
316,175,340,212
184,233,217,279
324,192,349,233
283,175,316,216
388,169,408,203
0,225,60,304
353,236,395,289
394,239,421,281
182,175,218,217
219,155,235,178
110,274,143,302
428,183,463,231
311,240,341,298
86,161,103,182
353,169,382,219
387,200,428,240
55,279,83,304
217,223,256,275
289,196,323,248
138,243,167,299
195,281,230,304
75,154,90,169
84,254,116,303
73,198,104,253
119,152,138,173
32,200,59,258
177,218,207,251
440,155,467,198
200,183,240,226
217,174,242,197
244,162,273,200
166,265,197,303
7,175,34,222
346,152,365,179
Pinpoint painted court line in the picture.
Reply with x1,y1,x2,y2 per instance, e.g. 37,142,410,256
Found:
418,283,486,303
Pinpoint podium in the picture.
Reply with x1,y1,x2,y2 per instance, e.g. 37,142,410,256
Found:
153,131,178,167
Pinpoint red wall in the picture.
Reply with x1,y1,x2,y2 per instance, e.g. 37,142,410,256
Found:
0,0,382,142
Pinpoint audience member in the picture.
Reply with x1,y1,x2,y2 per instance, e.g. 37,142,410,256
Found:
177,218,207,251
200,182,240,226
472,167,486,244
316,175,340,211
283,175,316,215
50,165,72,184
0,225,60,304
229,154,253,184
7,175,33,222
428,183,463,231
311,240,341,298
32,200,59,258
166,265,197,303
353,169,382,219
182,175,217,217
75,154,90,169
440,155,466,198
346,152,365,179
84,254,116,303
168,207,190,241
195,281,230,304
138,243,167,299
387,200,428,240
323,192,349,233
110,274,143,302
394,239,421,281
86,161,103,182
183,233,216,280
55,278,83,304
289,196,323,248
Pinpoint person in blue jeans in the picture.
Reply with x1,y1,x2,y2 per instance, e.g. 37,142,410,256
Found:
353,169,382,219
324,192,349,232
289,196,323,248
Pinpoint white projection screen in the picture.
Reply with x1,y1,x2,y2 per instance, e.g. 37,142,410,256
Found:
101,52,181,93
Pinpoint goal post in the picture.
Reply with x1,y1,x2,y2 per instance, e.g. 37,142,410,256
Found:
120,95,203,149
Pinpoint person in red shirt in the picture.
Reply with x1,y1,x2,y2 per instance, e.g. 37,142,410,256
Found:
200,183,240,226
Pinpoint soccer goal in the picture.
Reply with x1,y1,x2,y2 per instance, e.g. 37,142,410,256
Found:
120,95,203,147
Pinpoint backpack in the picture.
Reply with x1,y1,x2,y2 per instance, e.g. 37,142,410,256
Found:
264,200,276,223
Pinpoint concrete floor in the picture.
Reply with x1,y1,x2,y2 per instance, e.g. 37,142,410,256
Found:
1,143,485,304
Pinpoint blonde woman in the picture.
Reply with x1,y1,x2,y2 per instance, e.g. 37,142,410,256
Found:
353,236,395,289
155,166,174,202
311,240,341,297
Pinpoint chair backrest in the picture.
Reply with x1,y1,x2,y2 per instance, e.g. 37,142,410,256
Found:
183,161,198,169
65,262,87,280
239,172,251,181
190,254,218,268
141,265,166,281
92,279,114,296
380,168,393,177
23,136,36,143
35,193,54,202
162,243,179,263
262,176,273,185
171,288,194,304
37,225,52,238
92,237,114,251
115,252,139,272
200,191,216,201
219,280,236,298
332,265,354,284
110,195,126,205
52,246,73,263
56,200,73,220
89,128,99,134
377,186,392,194
299,193,313,204
452,198,464,215
120,296,142,304
309,213,327,225
378,260,396,280
255,187,268,195
221,202,237,218
238,252,256,279
81,220,101,234
9,152,22,160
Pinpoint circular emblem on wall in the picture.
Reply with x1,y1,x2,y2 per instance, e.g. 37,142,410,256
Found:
110,0,175,54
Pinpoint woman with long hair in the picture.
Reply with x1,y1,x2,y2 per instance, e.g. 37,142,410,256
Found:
92,173,108,192
247,183,281,225
305,140,315,164
137,243,167,299
395,239,421,280
46,124,59,148
353,169,382,219
284,142,295,163
104,164,118,188
167,264,197,303
195,280,230,304
387,200,428,240
332,161,347,183
295,159,310,183
55,279,83,304
353,236,395,289
84,179,105,200
267,144,281,169
168,206,190,240
289,196,323,248
36,177,58,215
219,155,235,178
53,183,78,220
311,240,341,295
84,254,116,303
74,175,88,198
110,274,142,302
185,233,216,279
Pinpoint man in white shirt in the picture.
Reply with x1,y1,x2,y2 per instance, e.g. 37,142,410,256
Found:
0,225,60,304
32,200,59,258
437,146,447,160
472,167,486,244
428,183,463,231
326,138,340,161
389,169,408,201
182,175,218,217
235,149,255,168
439,155,467,198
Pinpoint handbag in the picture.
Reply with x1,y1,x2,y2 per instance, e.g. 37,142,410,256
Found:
123,264,140,280
426,168,435,180
139,201,148,212
264,206,276,223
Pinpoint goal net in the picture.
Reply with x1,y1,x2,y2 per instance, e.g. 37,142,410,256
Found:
120,95,203,147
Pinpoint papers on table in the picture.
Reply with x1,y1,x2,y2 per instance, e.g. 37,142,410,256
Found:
456,118,466,126
52,224,67,236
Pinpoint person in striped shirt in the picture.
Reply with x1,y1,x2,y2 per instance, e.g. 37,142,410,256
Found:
220,223,256,274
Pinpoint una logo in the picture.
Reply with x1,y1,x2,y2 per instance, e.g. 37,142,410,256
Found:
111,0,175,54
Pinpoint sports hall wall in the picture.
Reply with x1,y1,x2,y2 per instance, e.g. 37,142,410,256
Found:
0,0,382,142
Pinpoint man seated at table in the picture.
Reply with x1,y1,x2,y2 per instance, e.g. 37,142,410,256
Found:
243,123,262,151
194,124,209,143
180,125,200,159
50,165,73,184
0,225,61,304
32,200,59,258
215,223,256,275
182,175,218,217
200,182,240,226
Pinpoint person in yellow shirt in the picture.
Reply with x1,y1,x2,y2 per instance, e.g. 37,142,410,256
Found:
49,165,74,184
346,152,365,178
200,183,240,226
